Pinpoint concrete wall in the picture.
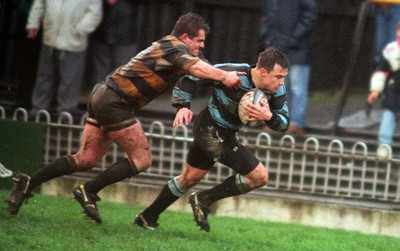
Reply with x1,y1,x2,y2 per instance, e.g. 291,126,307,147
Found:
40,175,400,238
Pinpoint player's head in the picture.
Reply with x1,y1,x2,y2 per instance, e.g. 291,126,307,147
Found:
171,12,210,38
256,47,289,72
171,12,210,56
253,47,289,92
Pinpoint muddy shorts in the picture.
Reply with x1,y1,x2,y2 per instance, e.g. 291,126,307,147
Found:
86,81,137,131
187,109,260,175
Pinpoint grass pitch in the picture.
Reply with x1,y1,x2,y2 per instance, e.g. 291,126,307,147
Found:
0,189,399,251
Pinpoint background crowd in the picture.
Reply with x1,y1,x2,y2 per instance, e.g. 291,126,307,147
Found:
0,0,399,148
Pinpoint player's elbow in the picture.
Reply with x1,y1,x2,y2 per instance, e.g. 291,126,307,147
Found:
280,124,289,132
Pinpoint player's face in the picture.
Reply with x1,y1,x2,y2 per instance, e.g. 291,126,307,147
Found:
260,64,288,92
182,29,206,56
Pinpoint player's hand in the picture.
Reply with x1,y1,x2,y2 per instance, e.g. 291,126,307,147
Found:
367,91,379,105
173,108,193,128
222,71,244,90
235,71,247,76
245,100,272,121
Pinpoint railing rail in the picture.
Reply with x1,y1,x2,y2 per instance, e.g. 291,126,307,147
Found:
2,107,399,204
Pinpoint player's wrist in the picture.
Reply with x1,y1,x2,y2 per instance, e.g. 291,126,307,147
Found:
264,112,273,121
265,113,276,123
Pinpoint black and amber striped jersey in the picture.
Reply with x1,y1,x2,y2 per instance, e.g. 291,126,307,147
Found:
105,35,201,109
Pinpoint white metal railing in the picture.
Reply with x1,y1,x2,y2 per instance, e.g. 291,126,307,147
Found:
2,107,400,203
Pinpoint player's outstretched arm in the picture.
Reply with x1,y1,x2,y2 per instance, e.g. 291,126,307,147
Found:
188,60,244,89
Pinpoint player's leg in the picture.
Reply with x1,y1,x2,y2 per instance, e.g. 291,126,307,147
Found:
190,132,266,231
70,123,113,223
81,122,151,195
196,162,267,205
135,163,208,230
73,122,147,223
72,83,139,222
7,123,111,216
189,162,268,232
137,111,214,230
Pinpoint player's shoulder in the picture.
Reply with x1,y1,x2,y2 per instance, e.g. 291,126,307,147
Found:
157,35,188,51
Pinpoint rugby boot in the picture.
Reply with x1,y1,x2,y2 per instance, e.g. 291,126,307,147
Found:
6,173,33,215
189,192,210,232
72,184,102,224
134,211,159,230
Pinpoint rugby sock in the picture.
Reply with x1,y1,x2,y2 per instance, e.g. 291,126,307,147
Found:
84,158,138,194
143,185,178,218
143,177,186,218
198,174,249,206
28,156,77,193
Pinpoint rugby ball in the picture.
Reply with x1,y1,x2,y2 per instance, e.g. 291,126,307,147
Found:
238,89,268,128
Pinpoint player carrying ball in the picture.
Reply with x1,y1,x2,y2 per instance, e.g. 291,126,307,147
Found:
135,47,290,232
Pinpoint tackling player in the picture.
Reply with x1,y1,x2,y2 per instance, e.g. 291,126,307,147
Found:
6,12,244,222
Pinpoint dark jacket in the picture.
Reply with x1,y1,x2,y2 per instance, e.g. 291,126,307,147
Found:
376,41,400,112
259,0,317,65
91,0,138,45
382,70,400,112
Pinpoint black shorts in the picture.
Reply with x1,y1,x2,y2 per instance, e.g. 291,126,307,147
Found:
187,109,260,175
86,81,137,131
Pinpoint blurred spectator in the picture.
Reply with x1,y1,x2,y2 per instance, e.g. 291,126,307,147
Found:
259,0,317,136
26,0,102,119
370,0,400,66
0,0,40,109
88,0,139,86
367,23,400,153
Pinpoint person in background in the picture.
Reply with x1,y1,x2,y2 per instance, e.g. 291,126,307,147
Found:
26,0,102,119
370,0,400,66
367,22,400,156
0,0,39,109
88,0,139,86
259,0,317,136
6,13,243,225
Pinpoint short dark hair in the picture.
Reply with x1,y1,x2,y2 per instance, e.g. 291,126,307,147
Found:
257,47,289,72
171,12,210,38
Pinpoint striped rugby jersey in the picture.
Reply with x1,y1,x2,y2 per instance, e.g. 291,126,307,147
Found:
106,35,201,109
172,63,289,132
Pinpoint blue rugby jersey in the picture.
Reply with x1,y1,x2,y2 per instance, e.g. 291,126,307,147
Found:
172,63,289,132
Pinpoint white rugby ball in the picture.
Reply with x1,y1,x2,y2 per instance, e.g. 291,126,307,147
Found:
238,89,268,128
